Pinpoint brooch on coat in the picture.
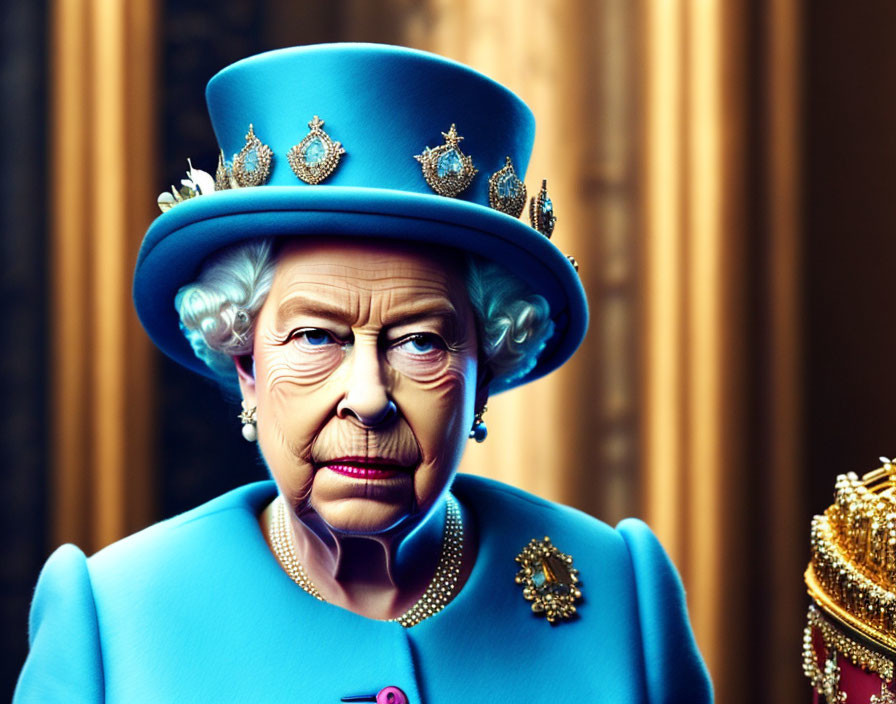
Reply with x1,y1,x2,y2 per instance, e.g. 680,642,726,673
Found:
515,536,582,623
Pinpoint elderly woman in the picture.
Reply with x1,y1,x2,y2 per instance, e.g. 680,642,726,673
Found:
16,45,711,703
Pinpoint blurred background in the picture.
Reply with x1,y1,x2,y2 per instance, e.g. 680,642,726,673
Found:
3,0,896,700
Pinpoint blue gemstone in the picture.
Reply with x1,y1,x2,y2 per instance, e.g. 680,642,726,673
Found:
497,171,520,199
532,564,546,588
541,196,553,215
244,148,258,173
437,149,463,178
303,137,326,166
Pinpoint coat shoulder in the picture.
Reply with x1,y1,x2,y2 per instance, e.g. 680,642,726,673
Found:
452,473,624,555
451,474,713,703
86,481,277,600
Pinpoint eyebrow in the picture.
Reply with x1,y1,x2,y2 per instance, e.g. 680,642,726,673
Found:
275,294,352,326
381,300,460,328
274,293,461,328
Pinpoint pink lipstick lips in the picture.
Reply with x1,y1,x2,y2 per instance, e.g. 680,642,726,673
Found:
320,457,413,480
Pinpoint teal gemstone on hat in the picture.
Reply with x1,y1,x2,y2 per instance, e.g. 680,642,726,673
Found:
487,157,526,216
437,148,463,178
287,116,344,185
303,136,326,166
497,170,520,199
415,125,477,198
244,148,259,173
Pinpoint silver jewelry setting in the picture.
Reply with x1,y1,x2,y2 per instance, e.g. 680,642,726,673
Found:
238,402,257,442
529,179,557,238
232,124,273,188
287,116,346,185
414,124,478,198
488,157,527,217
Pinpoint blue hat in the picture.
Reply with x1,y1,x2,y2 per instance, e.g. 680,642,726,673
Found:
134,43,588,391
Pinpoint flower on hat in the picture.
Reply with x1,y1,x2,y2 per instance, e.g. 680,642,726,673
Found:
157,159,216,213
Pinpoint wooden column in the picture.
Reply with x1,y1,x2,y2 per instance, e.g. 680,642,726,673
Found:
50,0,157,552
643,0,751,694
642,0,804,700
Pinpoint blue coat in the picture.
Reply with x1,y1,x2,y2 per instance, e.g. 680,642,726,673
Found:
15,475,712,703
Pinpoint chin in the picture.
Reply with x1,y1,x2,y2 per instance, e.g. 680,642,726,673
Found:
313,499,416,536
308,472,419,535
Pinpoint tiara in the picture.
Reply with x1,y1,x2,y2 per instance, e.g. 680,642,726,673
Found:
803,462,896,701
806,463,896,651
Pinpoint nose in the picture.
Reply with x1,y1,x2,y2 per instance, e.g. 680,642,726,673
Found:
336,341,397,428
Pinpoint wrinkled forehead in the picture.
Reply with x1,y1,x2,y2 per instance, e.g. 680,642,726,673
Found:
270,238,468,299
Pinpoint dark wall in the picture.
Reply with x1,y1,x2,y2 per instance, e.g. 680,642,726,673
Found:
1,0,48,695
156,1,270,518
804,2,896,513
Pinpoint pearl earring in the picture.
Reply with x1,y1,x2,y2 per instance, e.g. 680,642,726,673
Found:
239,401,257,442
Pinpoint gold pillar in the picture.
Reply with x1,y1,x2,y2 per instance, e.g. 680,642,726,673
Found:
643,0,803,700
50,0,157,552
643,0,748,692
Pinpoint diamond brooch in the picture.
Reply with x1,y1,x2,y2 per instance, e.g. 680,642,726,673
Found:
415,124,478,198
287,116,346,185
529,179,557,238
515,536,581,623
488,157,527,217
231,124,273,188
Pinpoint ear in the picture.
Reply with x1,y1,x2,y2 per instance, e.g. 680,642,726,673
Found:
234,355,257,407
474,361,492,412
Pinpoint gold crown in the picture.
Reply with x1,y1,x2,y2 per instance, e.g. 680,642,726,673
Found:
805,461,896,656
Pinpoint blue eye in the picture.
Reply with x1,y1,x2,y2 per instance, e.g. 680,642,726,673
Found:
304,330,331,345
291,328,338,346
396,334,444,354
385,333,449,376
409,336,435,352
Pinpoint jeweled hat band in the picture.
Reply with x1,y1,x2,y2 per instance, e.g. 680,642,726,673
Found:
160,119,554,234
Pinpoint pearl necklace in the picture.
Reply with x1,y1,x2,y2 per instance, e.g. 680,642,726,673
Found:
268,494,464,628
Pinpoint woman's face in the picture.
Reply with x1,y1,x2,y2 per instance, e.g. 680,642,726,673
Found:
238,239,480,535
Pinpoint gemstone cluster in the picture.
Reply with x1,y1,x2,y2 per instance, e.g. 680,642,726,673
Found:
529,179,557,238
515,536,581,623
803,461,896,702
488,156,527,217
805,464,896,652
803,605,894,703
287,116,346,185
414,124,478,198
231,124,273,188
